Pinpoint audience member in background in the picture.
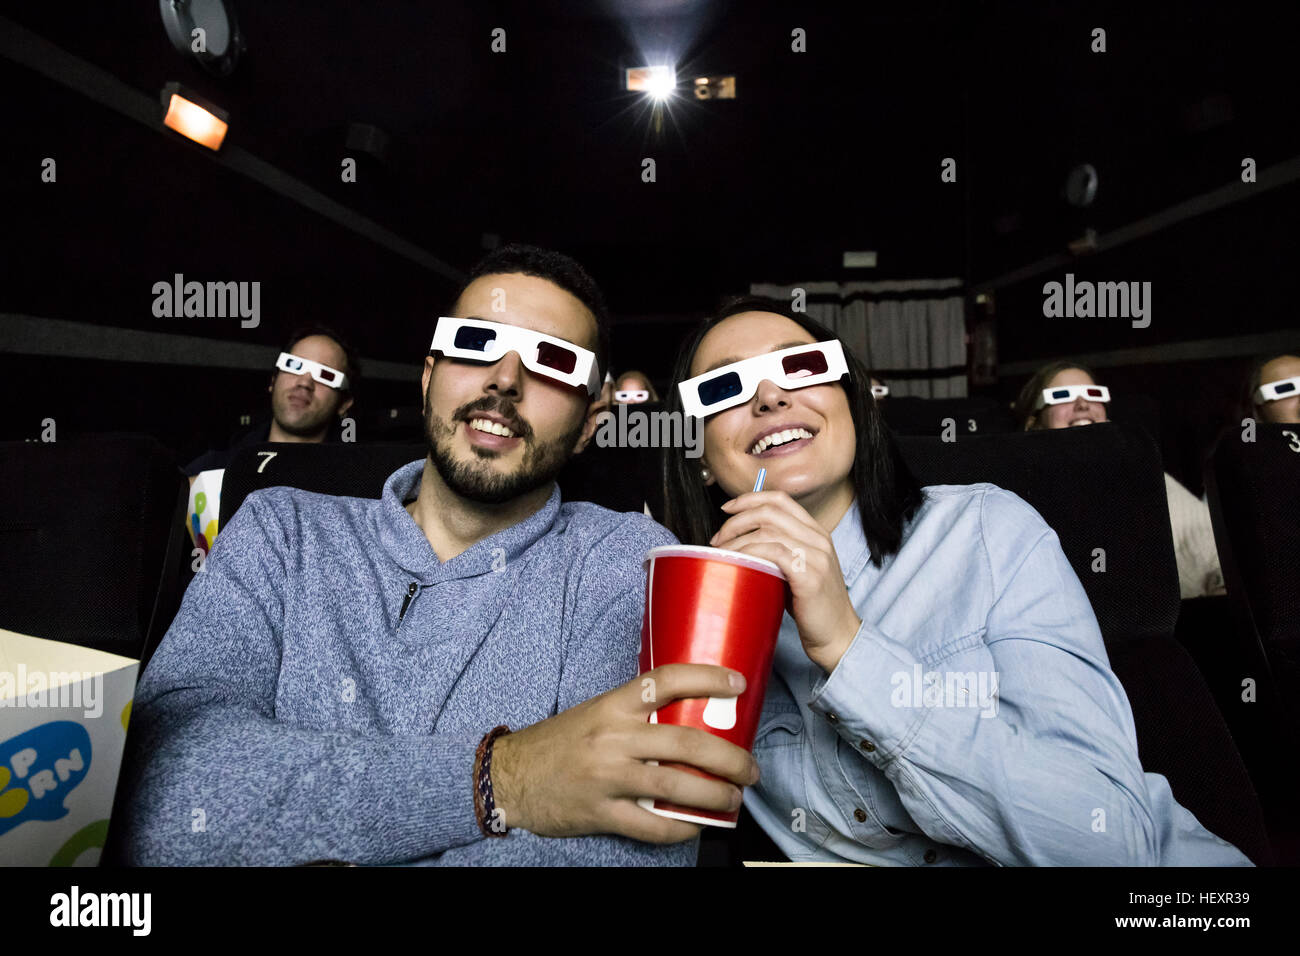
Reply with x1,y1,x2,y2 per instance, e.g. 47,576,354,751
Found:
183,325,360,481
557,367,664,516
660,296,1248,865
113,243,756,866
615,370,659,404
1014,361,1225,599
1244,352,1300,425
181,326,360,555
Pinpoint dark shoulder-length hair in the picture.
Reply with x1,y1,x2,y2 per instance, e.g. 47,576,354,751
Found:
1013,359,1098,431
660,295,924,569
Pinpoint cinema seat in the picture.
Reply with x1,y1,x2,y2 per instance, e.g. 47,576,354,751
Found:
1113,390,1161,434
894,422,1271,864
880,395,1015,436
364,405,425,443
1203,422,1300,862
0,434,186,661
557,403,669,515
217,442,426,530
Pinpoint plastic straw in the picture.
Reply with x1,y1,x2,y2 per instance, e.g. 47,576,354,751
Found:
753,468,766,493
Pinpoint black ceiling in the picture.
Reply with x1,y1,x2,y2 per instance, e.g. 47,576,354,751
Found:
2,0,1296,363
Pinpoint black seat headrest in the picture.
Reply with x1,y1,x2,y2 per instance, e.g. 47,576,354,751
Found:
220,443,426,528
0,434,182,659
883,395,1016,437
1205,423,1300,711
558,402,670,515
895,421,1179,645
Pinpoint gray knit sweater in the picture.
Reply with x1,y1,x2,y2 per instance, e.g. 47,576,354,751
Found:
109,459,694,866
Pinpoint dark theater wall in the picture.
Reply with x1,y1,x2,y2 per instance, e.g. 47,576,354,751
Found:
2,1,1298,479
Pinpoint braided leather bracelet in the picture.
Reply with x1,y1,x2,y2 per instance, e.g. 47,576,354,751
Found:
473,724,511,838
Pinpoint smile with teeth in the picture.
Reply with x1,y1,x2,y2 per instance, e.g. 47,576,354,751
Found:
468,418,518,438
750,428,814,455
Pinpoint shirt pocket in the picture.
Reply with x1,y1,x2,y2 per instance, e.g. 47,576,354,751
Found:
751,701,829,848
753,700,804,750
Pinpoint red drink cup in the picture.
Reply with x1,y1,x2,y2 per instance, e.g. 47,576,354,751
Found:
636,545,788,828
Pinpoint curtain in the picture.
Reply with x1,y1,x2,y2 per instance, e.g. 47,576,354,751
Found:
749,278,967,398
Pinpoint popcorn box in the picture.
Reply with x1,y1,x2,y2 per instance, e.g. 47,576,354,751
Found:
187,467,225,554
0,629,139,866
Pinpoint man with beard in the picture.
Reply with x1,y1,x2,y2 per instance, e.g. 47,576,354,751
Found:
110,244,758,866
181,328,358,555
182,327,359,481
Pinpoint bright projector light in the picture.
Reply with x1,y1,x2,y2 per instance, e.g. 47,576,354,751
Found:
626,65,677,100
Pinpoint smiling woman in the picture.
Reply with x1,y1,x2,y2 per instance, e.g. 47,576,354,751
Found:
662,295,921,557
657,296,1252,867
1012,360,1106,431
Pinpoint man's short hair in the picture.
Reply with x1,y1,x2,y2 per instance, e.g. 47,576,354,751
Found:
1241,350,1300,422
453,243,611,387
281,325,361,398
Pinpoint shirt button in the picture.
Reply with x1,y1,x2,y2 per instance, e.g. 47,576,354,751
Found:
853,808,868,823
859,739,875,752
827,712,839,723
924,849,938,864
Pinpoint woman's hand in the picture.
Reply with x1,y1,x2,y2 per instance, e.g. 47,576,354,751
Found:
709,490,861,673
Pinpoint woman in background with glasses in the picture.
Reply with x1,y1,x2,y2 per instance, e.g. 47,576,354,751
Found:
1013,361,1224,600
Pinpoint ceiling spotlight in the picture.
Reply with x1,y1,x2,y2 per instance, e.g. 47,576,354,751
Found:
1063,163,1099,208
693,75,736,100
159,0,245,77
160,82,229,151
625,65,677,100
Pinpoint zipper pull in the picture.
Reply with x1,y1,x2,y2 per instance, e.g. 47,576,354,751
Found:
397,581,418,631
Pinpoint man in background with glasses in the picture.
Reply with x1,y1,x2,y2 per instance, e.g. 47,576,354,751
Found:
180,327,359,556
182,326,359,481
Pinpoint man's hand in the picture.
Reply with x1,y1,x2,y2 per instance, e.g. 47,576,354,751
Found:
490,664,760,843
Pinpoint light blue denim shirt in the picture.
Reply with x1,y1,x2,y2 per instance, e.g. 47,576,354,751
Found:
744,483,1252,866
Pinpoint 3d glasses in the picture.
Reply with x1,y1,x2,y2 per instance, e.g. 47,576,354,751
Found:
430,316,602,395
1035,383,1110,409
1256,375,1300,403
871,384,889,399
275,352,348,390
615,389,650,403
678,340,849,419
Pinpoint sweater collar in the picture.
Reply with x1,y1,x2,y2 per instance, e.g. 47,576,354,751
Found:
372,459,563,582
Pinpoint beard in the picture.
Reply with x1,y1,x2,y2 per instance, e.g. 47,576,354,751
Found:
272,389,338,437
425,395,583,505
